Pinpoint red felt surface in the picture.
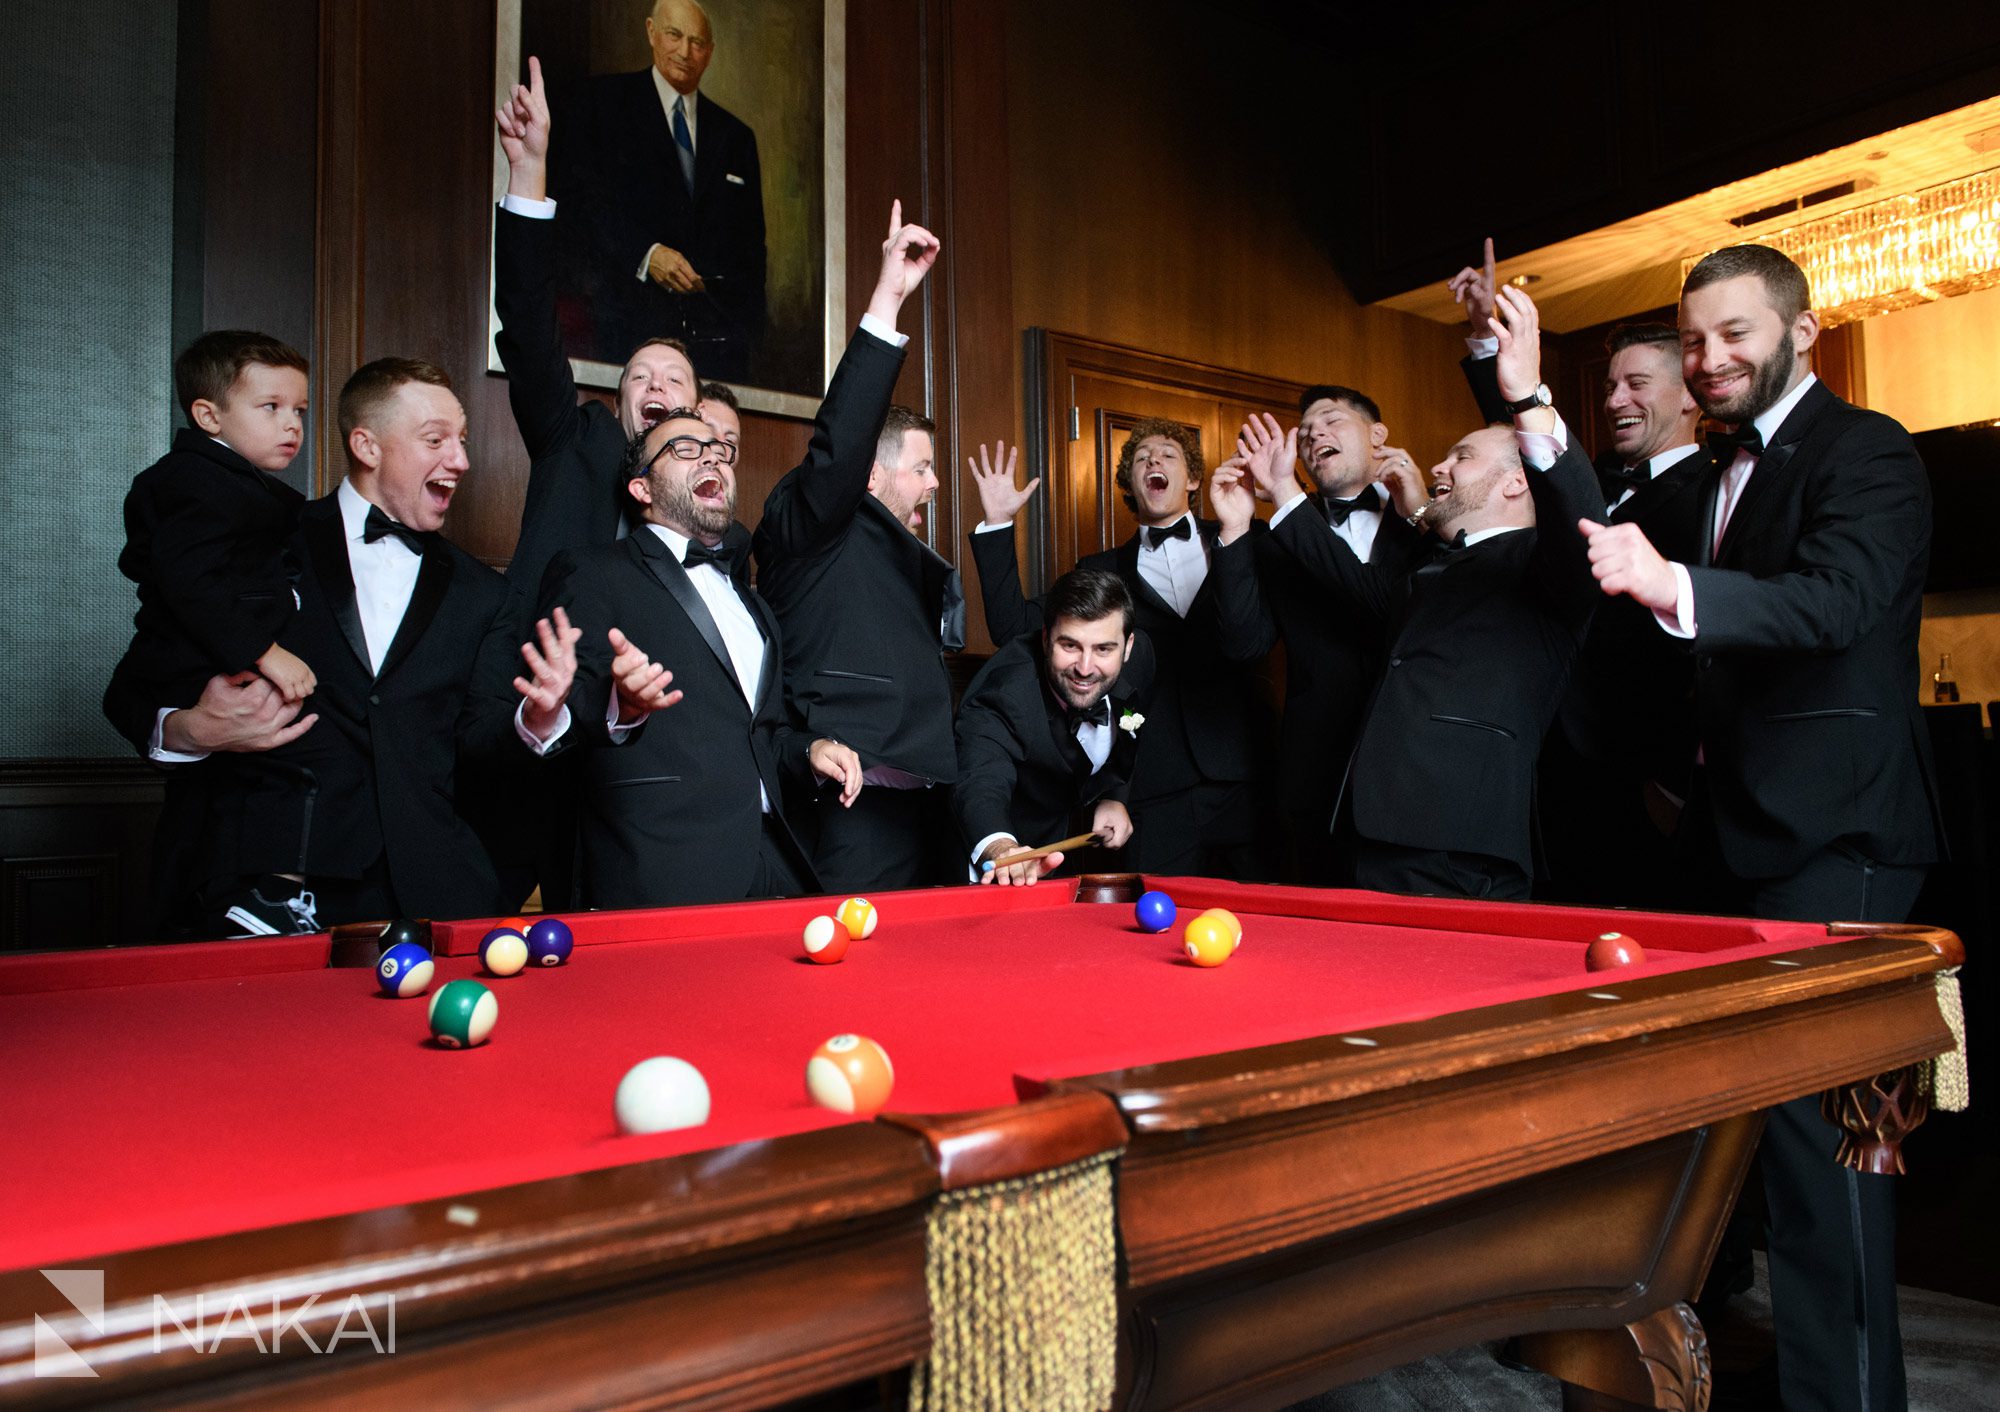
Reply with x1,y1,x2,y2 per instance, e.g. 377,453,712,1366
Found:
0,882,1828,1270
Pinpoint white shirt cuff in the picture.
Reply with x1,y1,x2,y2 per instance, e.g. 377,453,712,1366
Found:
1269,495,1307,529
499,193,557,219
149,706,209,764
1516,411,1570,471
973,520,1014,534
513,699,571,755
604,692,639,742
970,831,1016,879
858,311,910,349
637,243,659,282
1655,562,1697,639
1466,336,1498,358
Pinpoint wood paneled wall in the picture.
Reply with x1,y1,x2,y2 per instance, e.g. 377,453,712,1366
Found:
302,0,1013,577
1001,0,1475,479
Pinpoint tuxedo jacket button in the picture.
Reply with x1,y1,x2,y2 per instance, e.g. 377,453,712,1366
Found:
369,693,382,705
1389,656,1402,668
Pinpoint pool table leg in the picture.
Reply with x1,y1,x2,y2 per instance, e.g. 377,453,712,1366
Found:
1520,1302,1712,1412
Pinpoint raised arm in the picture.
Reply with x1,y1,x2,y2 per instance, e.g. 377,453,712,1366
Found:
965,440,1045,642
1203,452,1279,661
492,56,591,462
1448,237,1511,424
755,203,936,558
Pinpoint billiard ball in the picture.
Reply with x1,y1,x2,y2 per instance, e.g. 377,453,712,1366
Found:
498,916,530,934
525,917,574,967
479,927,529,978
802,914,849,964
1199,908,1243,952
1183,913,1233,967
1135,890,1176,933
1586,932,1646,972
806,1034,895,1115
428,979,497,1048
835,897,878,940
374,941,435,998
614,1056,712,1134
380,918,429,951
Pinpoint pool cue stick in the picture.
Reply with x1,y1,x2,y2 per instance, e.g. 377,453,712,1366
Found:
981,832,1104,873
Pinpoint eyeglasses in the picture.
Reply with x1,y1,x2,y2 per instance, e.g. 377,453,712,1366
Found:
651,434,737,466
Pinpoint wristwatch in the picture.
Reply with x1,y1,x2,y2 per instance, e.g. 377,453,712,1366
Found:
1500,383,1553,415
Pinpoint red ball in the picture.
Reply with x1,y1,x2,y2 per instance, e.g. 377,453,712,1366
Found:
1585,931,1645,971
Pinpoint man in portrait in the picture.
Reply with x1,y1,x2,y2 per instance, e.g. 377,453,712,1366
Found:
556,0,768,380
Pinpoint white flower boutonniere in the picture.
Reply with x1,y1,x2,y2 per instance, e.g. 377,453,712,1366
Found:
1118,710,1145,738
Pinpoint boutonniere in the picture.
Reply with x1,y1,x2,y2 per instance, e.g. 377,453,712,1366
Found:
1118,710,1145,738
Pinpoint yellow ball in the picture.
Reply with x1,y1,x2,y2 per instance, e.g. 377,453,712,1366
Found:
1183,914,1233,967
835,896,878,940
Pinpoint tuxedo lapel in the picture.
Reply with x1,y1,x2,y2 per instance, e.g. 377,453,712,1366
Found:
747,591,782,715
1119,535,1177,618
1611,450,1704,526
301,498,372,676
1716,381,1833,563
631,532,751,706
376,544,454,681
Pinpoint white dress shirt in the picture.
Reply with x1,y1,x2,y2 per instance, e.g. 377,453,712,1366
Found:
652,71,698,150
1269,482,1388,562
1134,512,1207,617
624,523,772,812
1655,373,1819,640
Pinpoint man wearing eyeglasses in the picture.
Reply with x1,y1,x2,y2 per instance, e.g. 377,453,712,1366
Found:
525,410,861,908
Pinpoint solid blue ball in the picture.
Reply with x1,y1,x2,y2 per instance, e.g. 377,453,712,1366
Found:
375,941,435,997
526,917,575,967
1134,891,1176,933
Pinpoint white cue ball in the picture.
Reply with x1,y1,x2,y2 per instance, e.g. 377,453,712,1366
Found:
614,1056,712,1135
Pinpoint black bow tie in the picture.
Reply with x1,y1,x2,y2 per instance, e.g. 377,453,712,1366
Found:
1711,425,1765,460
363,505,430,554
1144,518,1193,549
1325,489,1381,526
1062,697,1111,733
681,539,740,573
1606,461,1649,490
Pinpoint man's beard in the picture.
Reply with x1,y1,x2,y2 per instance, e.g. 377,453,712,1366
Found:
655,471,735,538
1700,337,1795,425
1050,667,1112,713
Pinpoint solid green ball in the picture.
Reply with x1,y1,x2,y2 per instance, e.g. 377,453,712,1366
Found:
427,979,497,1048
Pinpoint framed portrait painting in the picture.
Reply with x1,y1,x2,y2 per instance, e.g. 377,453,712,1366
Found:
491,0,845,417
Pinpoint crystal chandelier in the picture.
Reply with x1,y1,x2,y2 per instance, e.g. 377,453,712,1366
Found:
1684,167,2000,327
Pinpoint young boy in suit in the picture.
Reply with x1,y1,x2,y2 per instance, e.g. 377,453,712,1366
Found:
113,330,317,721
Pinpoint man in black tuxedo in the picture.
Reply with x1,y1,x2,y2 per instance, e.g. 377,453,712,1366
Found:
750,203,953,891
533,409,862,909
555,0,765,379
954,569,1147,885
1451,245,1715,907
1216,287,1602,899
1205,384,1418,883
966,421,1274,878
1582,244,1943,1412
104,360,573,935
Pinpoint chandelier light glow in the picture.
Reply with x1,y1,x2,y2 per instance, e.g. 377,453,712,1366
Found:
1684,167,2000,327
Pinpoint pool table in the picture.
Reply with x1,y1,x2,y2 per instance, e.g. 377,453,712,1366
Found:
0,878,1962,1411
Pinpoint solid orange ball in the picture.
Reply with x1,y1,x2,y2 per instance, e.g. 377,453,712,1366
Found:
1183,914,1234,967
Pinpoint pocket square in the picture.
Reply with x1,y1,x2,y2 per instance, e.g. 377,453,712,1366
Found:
725,172,746,185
